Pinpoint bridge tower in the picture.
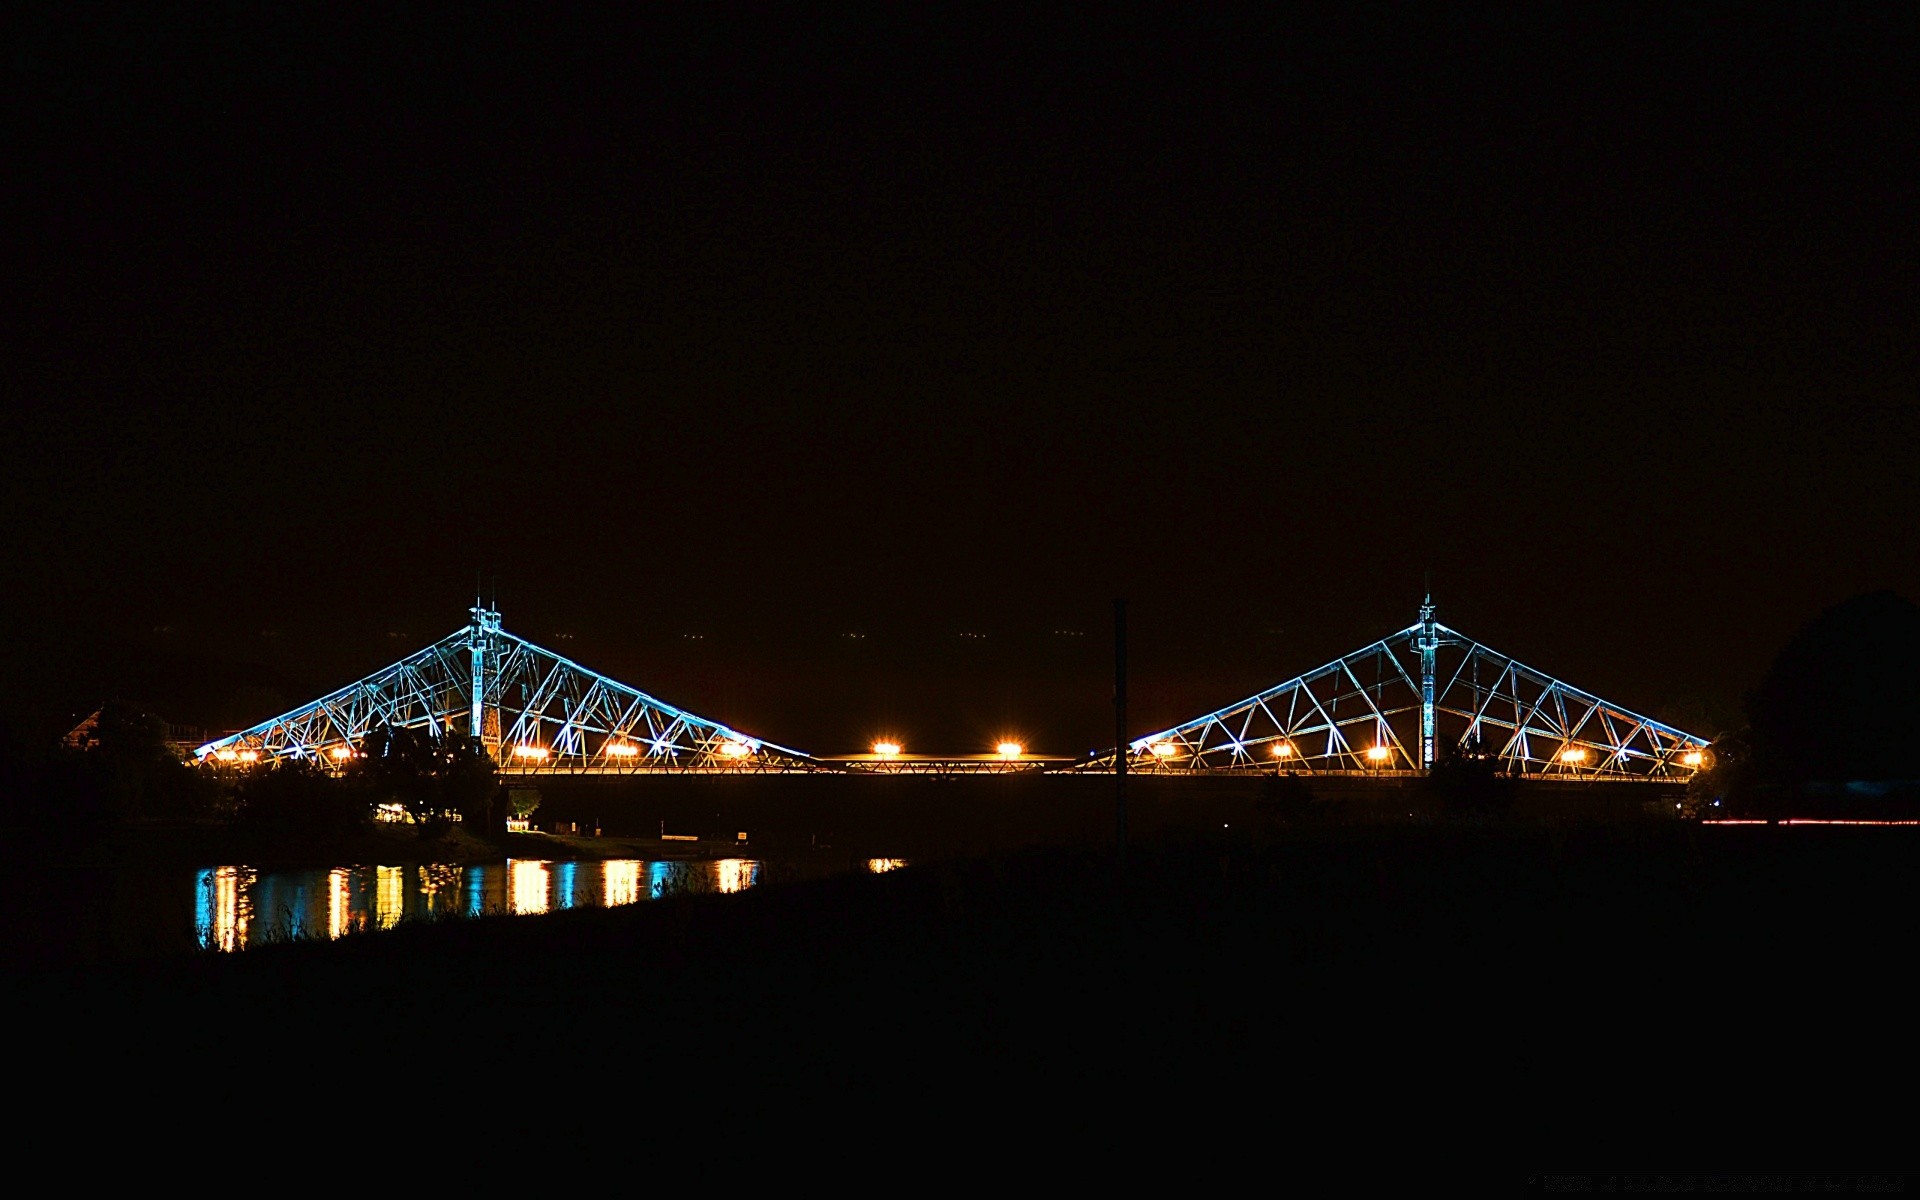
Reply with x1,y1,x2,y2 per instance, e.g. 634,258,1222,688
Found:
468,603,502,755
1417,594,1438,769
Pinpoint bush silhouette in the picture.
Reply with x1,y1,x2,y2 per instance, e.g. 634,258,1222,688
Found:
235,756,368,839
1746,591,1920,786
1256,772,1314,824
1425,739,1514,815
350,725,499,834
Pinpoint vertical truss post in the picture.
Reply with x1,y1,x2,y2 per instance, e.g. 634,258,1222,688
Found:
468,604,500,752
1418,594,1438,770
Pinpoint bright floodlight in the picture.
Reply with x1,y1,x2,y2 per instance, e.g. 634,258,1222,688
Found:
873,740,902,758
1560,747,1588,763
1272,742,1294,758
214,748,239,762
328,745,352,761
1682,750,1705,767
996,741,1023,758
236,749,260,763
1366,745,1391,762
512,744,549,760
606,742,639,757
720,740,753,759
1149,740,1179,758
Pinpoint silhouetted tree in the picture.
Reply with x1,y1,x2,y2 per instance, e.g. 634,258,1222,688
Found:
1425,737,1513,816
1256,772,1314,825
1685,728,1752,816
436,735,500,831
72,701,221,822
234,756,369,839
1746,591,1920,787
349,724,498,835
0,719,112,845
508,788,542,821
353,724,439,819
0,701,225,848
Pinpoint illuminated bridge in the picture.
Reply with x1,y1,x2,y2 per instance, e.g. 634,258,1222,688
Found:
196,607,817,773
196,600,1709,781
1085,598,1708,781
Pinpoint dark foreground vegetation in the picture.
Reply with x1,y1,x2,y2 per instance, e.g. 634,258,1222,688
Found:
11,821,1913,1146
1,710,509,869
1691,591,1920,818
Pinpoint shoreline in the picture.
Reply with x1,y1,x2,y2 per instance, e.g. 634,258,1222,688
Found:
19,819,865,875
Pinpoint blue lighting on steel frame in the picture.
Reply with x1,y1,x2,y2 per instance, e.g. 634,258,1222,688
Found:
1090,600,1709,780
194,607,815,773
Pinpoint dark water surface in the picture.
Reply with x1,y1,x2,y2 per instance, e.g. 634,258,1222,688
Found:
194,858,767,951
0,854,913,964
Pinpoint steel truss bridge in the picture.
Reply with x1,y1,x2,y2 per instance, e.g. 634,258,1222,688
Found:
196,600,1707,782
1087,599,1707,780
196,608,816,773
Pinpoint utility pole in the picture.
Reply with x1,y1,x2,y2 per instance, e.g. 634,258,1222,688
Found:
1115,597,1127,862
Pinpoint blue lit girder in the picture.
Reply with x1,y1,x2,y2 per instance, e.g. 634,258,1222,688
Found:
1097,600,1708,780
195,608,816,773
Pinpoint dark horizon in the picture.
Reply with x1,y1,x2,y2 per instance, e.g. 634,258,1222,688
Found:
4,7,1914,753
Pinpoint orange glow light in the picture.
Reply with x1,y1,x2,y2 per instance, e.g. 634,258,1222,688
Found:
328,746,352,761
1272,742,1294,758
1561,747,1588,763
605,742,640,757
1149,741,1179,758
512,745,549,760
236,749,260,763
214,748,239,762
873,740,902,758
996,741,1023,758
1682,750,1705,767
1366,745,1391,763
720,740,753,759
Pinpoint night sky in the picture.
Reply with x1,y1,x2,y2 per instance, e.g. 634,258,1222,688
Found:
4,6,1914,754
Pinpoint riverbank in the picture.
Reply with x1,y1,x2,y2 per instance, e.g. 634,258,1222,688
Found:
29,817,508,872
20,819,794,875
13,771,1690,876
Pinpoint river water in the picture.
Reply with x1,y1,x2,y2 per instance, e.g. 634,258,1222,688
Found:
194,858,763,951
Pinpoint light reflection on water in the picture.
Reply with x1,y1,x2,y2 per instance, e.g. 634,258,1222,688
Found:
202,866,255,951
605,860,642,906
511,860,550,916
194,858,762,952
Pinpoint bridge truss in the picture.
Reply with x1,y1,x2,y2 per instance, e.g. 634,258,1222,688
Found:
1087,600,1707,780
194,608,816,773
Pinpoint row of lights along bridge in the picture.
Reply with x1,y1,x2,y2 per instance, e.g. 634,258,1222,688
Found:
207,739,1031,764
208,741,1705,768
1136,741,1706,768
